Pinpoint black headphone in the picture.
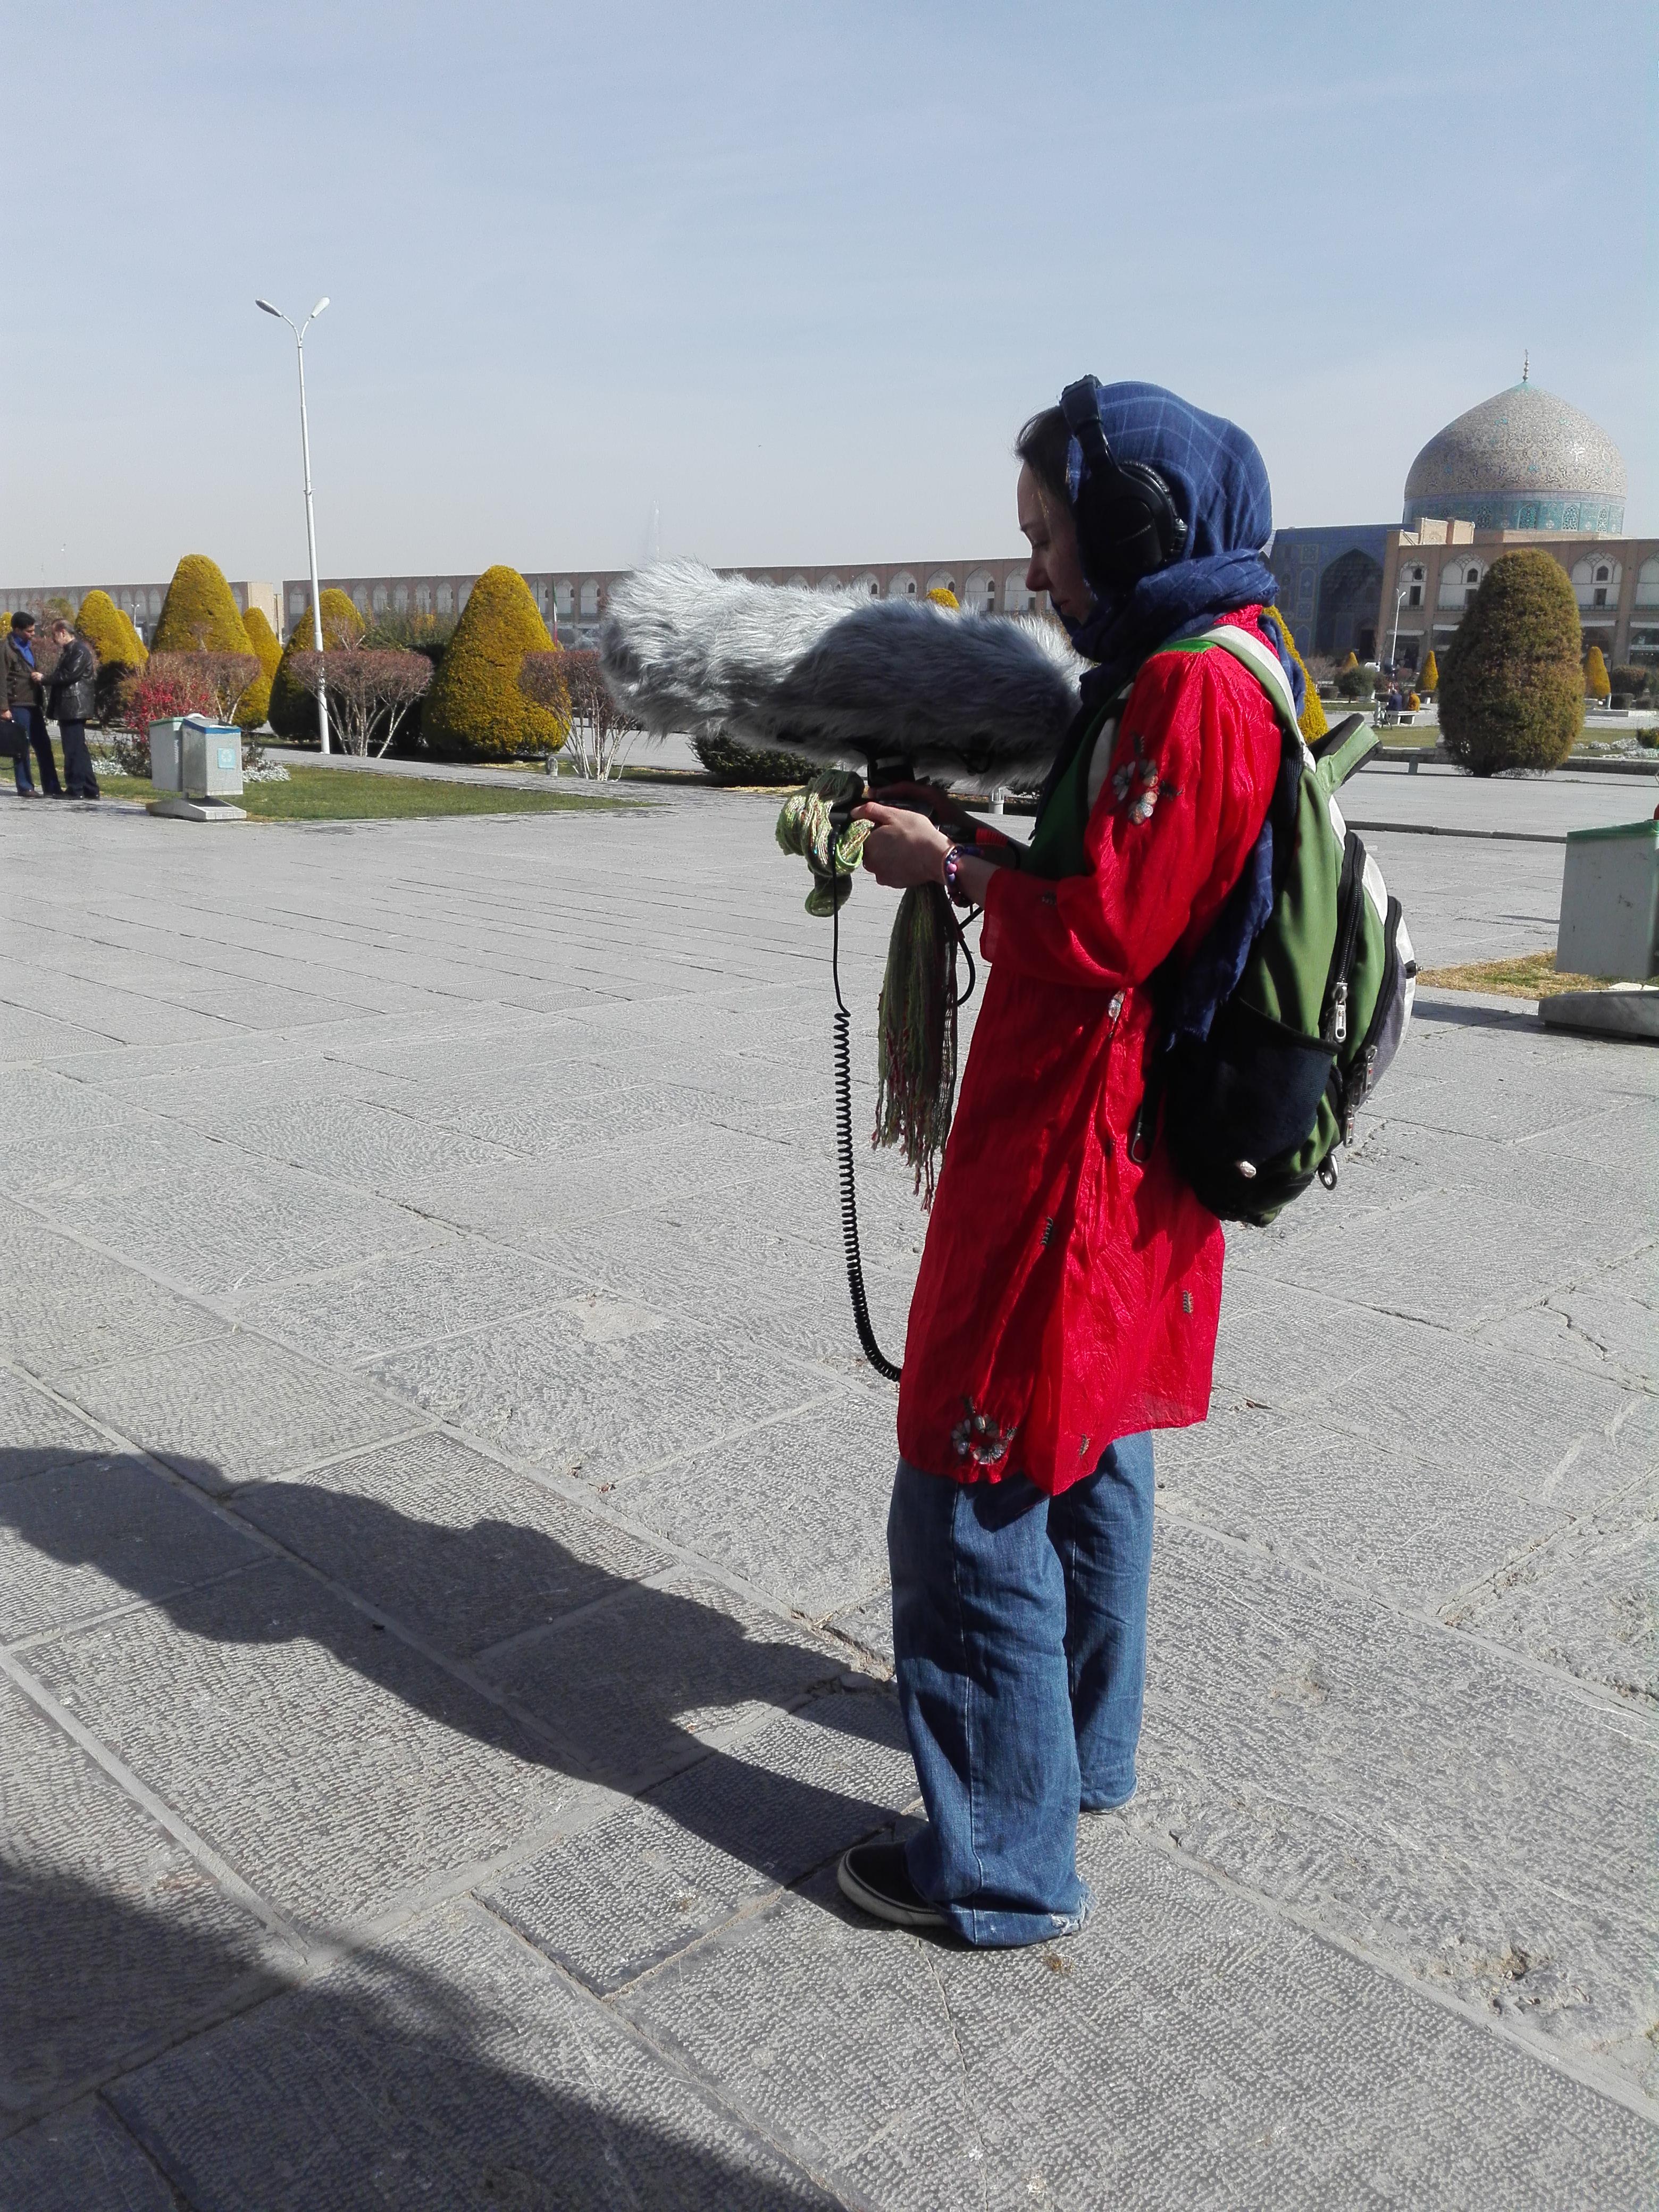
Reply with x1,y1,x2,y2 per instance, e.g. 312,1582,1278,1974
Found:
1059,376,1187,590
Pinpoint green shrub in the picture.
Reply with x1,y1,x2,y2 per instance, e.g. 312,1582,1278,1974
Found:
692,733,815,786
269,590,365,740
1335,665,1375,700
151,555,255,655
242,605,282,680
1636,726,1658,750
421,566,563,760
1438,550,1582,776
76,590,147,726
1610,663,1652,701
1583,644,1611,700
236,606,282,732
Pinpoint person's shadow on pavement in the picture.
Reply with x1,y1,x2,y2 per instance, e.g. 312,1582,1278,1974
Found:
0,1444,910,1903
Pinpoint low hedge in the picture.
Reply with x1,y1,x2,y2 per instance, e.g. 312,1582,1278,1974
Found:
693,734,815,786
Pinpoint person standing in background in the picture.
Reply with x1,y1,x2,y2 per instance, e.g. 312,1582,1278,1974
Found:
45,617,100,799
3,612,62,796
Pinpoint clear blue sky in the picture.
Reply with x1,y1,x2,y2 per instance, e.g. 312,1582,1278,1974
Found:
5,0,1653,588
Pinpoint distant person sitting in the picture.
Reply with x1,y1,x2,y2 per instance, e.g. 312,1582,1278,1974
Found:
2,612,61,796
1385,683,1405,713
45,617,100,799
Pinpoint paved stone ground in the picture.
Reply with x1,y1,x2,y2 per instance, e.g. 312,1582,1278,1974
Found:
0,781,1653,2210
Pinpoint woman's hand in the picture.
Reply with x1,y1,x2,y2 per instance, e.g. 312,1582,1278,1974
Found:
852,802,951,889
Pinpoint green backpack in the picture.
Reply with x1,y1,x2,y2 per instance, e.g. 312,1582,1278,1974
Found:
1141,624,1418,1225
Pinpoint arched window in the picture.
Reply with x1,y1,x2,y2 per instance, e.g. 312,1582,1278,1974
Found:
1003,574,1034,612
926,571,956,596
817,573,842,593
394,585,408,612
580,581,598,616
372,585,388,613
352,586,369,615
966,569,996,613
1571,556,1623,611
849,572,879,597
555,581,573,615
437,584,453,614
1405,562,1425,608
786,573,810,590
1636,557,1659,608
889,571,916,600
149,589,162,616
416,586,430,614
289,590,305,618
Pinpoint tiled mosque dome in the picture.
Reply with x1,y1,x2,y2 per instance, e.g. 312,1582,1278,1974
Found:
1403,383,1627,533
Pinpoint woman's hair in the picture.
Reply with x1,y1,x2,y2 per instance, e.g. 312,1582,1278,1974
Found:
1015,407,1072,505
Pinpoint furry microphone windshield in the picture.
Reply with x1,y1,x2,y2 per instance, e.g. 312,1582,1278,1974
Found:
598,561,1084,786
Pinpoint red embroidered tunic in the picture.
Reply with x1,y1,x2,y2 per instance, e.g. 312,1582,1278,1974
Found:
895,608,1285,1494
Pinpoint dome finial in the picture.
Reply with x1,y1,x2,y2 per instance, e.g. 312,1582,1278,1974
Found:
1522,349,1529,384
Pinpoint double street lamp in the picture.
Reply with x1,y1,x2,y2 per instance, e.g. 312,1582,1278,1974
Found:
256,295,331,755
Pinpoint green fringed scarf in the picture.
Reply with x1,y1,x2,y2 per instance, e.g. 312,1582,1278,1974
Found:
777,773,961,1205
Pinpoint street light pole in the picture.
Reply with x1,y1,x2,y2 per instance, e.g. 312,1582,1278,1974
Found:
256,295,331,756
1387,587,1407,677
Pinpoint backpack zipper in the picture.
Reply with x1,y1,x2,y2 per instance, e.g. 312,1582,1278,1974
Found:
1340,892,1403,1143
1321,831,1366,1048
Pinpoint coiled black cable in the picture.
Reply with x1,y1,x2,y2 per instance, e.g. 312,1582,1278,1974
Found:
830,860,903,1381
825,819,979,1385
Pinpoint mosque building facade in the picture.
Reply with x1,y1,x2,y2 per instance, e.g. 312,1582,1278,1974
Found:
1269,377,1653,675
9,381,1648,681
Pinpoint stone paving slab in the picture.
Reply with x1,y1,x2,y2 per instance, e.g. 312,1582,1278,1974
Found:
58,1335,424,1496
618,1845,1652,2212
0,2096,177,2211
489,1685,915,1992
614,1396,899,1621
0,1372,113,1488
21,1557,583,1939
1133,1521,1656,2097
109,1900,835,2211
230,1429,675,1663
479,1569,851,1792
0,1215,230,1381
365,1298,834,1486
0,1451,264,1643
0,1675,290,2122
2,784,1655,2200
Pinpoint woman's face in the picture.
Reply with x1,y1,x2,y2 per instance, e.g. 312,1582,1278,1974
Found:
1018,461,1094,623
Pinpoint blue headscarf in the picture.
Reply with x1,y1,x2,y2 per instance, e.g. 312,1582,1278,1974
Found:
1038,379,1295,814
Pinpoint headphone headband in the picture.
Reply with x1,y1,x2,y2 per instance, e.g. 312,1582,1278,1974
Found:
1058,377,1187,590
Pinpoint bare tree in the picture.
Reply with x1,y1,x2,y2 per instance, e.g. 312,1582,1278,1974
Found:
148,650,259,725
287,651,432,757
520,649,650,780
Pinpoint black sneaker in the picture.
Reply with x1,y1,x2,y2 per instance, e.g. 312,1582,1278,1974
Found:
836,1842,949,1930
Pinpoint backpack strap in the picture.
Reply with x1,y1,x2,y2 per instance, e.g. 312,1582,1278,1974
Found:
1157,623,1306,751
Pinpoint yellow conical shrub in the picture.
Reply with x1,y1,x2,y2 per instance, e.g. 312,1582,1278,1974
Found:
76,590,148,673
1583,644,1611,700
422,567,566,759
1420,648,1438,695
243,605,282,678
1262,607,1327,743
151,555,255,655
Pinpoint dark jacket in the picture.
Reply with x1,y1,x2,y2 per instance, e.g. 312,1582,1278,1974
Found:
3,633,44,710
47,636,97,722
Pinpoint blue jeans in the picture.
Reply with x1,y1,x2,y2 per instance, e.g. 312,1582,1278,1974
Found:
888,1437,1155,1947
11,706,59,794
